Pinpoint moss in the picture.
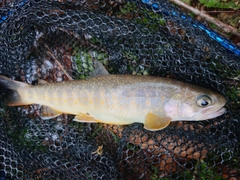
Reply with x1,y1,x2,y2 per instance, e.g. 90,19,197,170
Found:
108,130,120,143
91,124,103,138
117,2,166,32
199,0,240,9
149,159,222,180
12,126,48,152
72,47,109,79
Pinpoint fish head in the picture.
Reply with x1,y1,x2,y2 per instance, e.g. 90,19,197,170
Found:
164,88,226,121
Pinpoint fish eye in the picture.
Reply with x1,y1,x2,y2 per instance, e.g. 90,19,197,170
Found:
196,95,212,107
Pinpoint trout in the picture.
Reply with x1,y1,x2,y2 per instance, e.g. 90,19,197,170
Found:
0,62,226,131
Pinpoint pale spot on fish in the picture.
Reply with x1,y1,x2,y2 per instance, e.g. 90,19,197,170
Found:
94,97,99,103
146,99,151,106
44,91,50,101
89,100,93,105
53,93,59,103
130,99,136,107
74,100,78,105
76,98,80,105
161,96,165,101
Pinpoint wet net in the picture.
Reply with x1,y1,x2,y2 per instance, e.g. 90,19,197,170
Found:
0,0,240,179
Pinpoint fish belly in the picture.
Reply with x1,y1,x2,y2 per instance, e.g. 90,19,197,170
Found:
79,91,163,125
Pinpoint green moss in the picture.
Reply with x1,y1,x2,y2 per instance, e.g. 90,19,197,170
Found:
199,0,240,9
68,121,85,131
194,160,222,180
11,126,48,152
108,130,120,143
72,47,109,79
117,2,166,32
150,166,161,180
209,22,218,30
226,87,239,101
91,124,103,138
149,159,222,180
72,48,94,79
126,143,140,151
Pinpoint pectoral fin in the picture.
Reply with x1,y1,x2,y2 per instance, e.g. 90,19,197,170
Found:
74,113,99,123
40,105,62,120
144,113,171,131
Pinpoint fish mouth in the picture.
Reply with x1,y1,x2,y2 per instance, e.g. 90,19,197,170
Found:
216,107,226,115
193,106,226,120
205,107,226,119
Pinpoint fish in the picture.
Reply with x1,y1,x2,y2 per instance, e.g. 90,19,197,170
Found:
0,61,226,131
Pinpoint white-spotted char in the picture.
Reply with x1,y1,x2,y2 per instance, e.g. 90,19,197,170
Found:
0,74,226,131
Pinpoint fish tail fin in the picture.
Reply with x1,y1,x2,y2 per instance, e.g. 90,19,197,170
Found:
0,75,31,106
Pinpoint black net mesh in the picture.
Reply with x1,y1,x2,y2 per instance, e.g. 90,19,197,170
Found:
0,0,240,179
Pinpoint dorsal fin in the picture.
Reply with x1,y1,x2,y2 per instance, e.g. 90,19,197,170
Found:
90,60,109,77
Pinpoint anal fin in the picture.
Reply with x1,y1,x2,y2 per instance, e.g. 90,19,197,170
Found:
144,112,171,131
74,113,99,123
38,79,48,85
40,105,62,120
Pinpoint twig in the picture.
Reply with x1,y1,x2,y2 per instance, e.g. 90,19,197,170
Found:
168,0,240,38
44,43,73,80
206,10,236,13
92,145,103,156
1,0,5,7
